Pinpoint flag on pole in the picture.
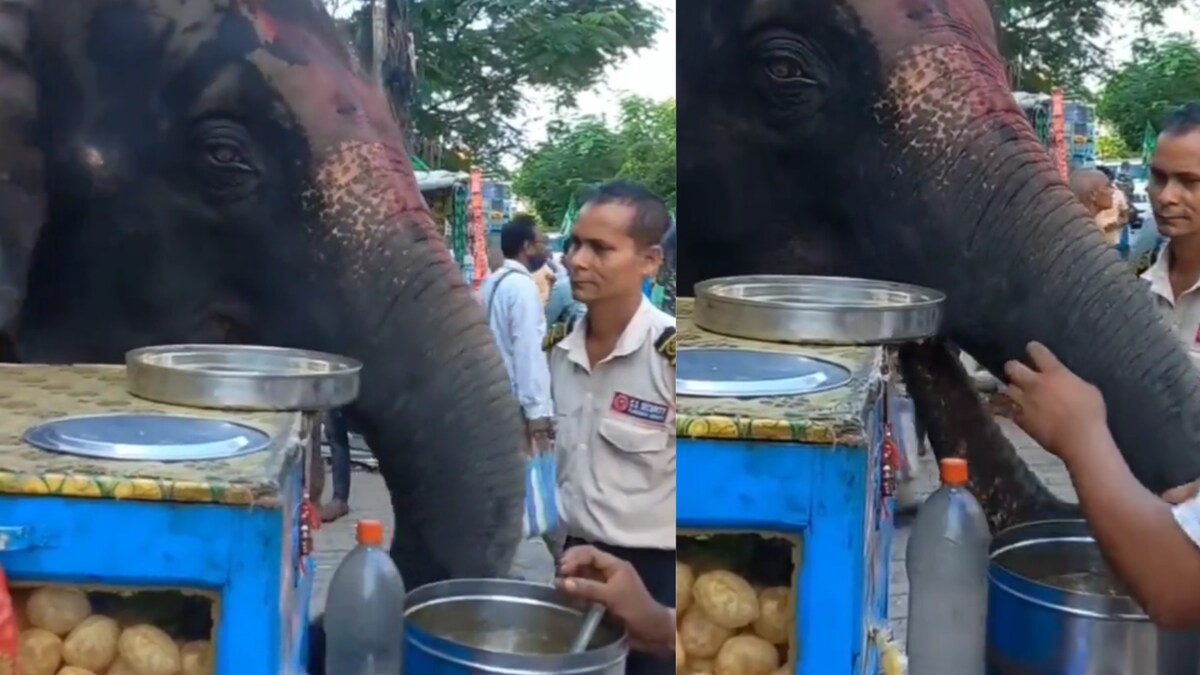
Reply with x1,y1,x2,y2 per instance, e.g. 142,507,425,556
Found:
1141,121,1157,166
559,195,579,237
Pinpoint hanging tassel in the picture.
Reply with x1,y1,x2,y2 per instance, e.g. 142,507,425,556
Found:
869,625,908,675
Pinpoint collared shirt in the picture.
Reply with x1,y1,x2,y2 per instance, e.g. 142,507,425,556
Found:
478,259,554,420
549,298,676,550
1142,244,1200,370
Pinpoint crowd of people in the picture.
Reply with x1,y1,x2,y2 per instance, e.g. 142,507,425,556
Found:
480,180,678,673
1012,102,1200,627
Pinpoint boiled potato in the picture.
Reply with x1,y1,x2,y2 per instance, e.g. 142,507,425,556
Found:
684,658,714,675
675,631,685,673
678,607,733,659
178,641,212,675
751,588,791,645
692,571,758,629
117,626,179,675
771,666,792,675
62,616,118,671
56,668,96,675
105,660,135,675
18,629,62,675
677,562,695,616
714,635,779,675
27,589,90,636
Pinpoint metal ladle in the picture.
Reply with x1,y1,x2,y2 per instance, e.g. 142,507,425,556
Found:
567,603,607,654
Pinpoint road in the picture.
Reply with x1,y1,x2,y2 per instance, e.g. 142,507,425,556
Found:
310,416,1074,643
887,416,1076,644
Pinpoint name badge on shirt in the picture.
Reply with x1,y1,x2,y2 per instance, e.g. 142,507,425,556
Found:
611,392,668,424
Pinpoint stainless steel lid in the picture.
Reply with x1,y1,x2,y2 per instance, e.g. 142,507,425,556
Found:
677,348,852,397
694,275,945,345
23,413,272,461
126,344,361,411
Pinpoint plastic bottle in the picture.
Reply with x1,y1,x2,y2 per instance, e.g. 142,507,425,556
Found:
905,457,990,675
324,519,407,675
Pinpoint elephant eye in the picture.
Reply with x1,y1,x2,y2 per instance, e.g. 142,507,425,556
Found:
762,55,816,85
204,140,253,171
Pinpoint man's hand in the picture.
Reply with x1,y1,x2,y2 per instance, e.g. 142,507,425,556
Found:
555,545,675,658
1164,481,1200,505
526,417,554,456
1004,341,1107,460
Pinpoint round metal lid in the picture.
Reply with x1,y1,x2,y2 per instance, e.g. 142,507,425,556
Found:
677,348,853,397
23,414,272,462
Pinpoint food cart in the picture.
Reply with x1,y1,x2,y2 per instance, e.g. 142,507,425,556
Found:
0,345,359,675
675,277,942,675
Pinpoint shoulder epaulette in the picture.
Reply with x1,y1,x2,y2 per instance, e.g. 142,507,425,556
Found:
544,322,569,352
654,326,676,367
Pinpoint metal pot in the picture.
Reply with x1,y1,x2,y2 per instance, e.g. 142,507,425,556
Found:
403,578,628,675
987,519,1200,674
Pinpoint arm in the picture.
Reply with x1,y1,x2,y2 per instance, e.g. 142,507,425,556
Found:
506,278,554,421
1056,426,1200,628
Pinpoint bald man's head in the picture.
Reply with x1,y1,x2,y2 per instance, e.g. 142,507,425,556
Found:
1069,168,1114,217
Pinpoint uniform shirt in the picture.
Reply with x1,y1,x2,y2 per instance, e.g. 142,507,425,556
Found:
478,259,554,420
549,298,676,550
1142,244,1200,371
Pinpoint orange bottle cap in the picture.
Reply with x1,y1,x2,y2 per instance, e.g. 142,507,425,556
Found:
356,519,384,546
939,458,969,486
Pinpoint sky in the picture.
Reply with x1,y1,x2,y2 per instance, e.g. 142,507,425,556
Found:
515,0,676,145
1104,4,1200,62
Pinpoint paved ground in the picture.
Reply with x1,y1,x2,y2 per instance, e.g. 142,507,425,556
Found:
309,472,555,616
886,416,1077,644
310,415,1074,644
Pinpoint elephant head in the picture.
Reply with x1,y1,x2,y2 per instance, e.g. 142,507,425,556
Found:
679,0,1200,513
0,0,524,590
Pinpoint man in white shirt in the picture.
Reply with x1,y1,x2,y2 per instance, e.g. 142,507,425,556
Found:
1142,103,1200,369
479,217,555,453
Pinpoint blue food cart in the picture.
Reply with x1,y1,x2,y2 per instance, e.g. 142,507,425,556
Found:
676,277,941,675
0,346,358,675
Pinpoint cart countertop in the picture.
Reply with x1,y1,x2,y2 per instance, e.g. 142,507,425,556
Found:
677,299,885,446
0,365,301,506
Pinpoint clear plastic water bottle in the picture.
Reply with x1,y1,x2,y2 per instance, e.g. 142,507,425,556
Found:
324,519,407,675
906,458,990,675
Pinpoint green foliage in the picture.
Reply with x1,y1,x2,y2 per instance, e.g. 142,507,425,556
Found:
1096,130,1135,160
1097,37,1200,151
512,96,675,229
996,0,1186,94
333,0,662,167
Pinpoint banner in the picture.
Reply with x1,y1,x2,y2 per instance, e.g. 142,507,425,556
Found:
1050,88,1068,180
469,168,486,291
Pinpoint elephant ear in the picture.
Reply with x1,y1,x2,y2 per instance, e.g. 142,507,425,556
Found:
0,0,42,331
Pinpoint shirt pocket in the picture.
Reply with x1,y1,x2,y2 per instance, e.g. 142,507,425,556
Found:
596,416,671,492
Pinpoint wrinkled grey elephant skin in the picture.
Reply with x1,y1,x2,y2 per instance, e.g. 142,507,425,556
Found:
678,0,1200,524
0,1,525,670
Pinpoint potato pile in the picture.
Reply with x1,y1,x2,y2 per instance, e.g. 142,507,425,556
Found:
675,562,794,675
14,587,213,675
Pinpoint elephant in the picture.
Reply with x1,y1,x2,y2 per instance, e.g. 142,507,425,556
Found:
678,0,1200,529
0,0,526,664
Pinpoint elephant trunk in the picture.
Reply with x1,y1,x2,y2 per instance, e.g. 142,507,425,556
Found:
312,141,525,589
910,128,1200,495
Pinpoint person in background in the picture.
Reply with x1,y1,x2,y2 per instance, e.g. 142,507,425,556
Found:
545,180,675,675
1003,341,1200,628
1142,102,1200,368
546,262,585,329
478,217,554,457
1117,160,1137,202
1069,168,1124,247
556,545,676,659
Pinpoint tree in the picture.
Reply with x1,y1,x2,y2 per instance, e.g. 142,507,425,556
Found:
512,95,675,229
1097,37,1200,152
996,0,1186,94
1096,130,1135,160
334,0,662,167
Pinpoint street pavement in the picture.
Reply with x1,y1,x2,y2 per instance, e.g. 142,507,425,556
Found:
887,417,1077,644
311,416,1075,647
309,471,555,616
